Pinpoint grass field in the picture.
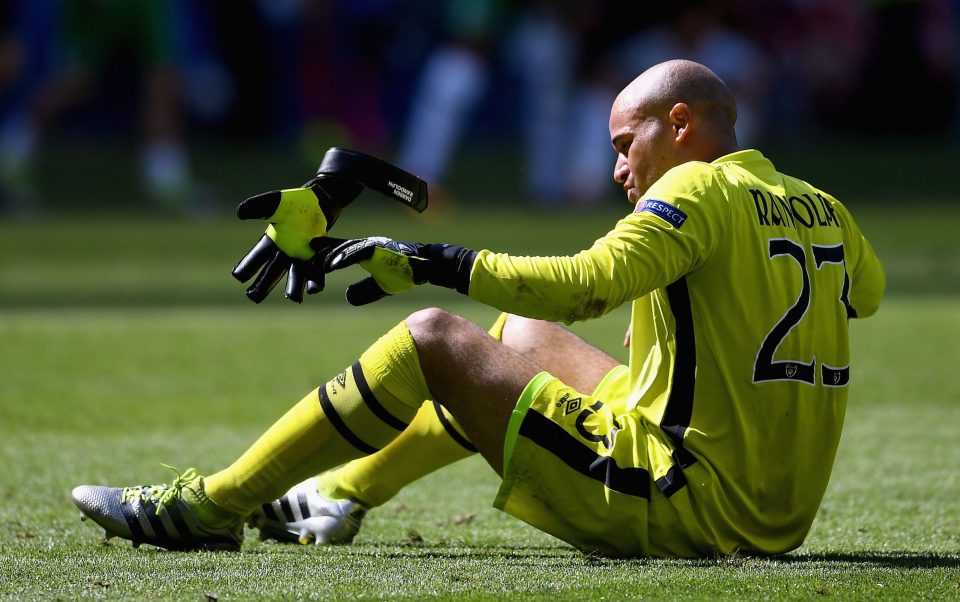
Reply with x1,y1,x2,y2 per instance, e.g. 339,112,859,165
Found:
1,188,958,599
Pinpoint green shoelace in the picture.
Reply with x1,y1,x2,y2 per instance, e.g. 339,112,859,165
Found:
120,465,199,513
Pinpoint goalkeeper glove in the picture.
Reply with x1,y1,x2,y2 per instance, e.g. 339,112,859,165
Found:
231,148,429,303
323,236,477,306
232,179,359,303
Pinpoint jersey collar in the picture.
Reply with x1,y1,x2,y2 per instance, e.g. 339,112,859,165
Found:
711,149,776,178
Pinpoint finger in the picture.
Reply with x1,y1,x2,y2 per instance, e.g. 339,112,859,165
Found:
284,260,307,303
304,256,326,294
325,239,378,272
308,235,348,255
306,273,325,295
304,237,347,294
232,234,275,283
236,190,282,220
245,252,290,303
345,277,390,306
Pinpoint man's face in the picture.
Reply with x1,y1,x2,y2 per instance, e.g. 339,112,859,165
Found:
608,97,675,204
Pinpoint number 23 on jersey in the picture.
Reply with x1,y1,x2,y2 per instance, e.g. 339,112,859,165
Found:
753,238,853,388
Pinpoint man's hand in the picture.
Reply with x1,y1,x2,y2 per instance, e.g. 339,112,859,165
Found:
232,232,350,304
231,148,429,304
323,236,477,306
231,177,360,303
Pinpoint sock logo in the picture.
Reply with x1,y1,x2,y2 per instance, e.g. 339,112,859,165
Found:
331,370,347,395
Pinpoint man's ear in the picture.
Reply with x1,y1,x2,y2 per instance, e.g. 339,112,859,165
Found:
668,102,692,141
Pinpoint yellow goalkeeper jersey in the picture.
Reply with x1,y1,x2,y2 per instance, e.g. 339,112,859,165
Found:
467,149,885,554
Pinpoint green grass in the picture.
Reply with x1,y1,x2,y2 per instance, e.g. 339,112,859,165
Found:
1,195,958,600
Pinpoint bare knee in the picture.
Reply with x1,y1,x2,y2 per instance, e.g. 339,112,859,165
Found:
406,307,506,368
405,307,462,349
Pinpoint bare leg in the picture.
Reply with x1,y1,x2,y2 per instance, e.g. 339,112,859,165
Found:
140,65,190,202
31,69,91,129
406,309,619,475
142,65,181,143
257,312,621,531
500,315,619,392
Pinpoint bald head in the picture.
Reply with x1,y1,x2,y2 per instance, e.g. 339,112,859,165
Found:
609,60,741,202
616,60,738,141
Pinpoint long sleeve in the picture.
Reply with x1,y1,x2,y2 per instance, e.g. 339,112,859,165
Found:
466,162,730,323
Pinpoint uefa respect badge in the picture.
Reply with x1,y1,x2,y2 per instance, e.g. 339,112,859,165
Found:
634,198,688,229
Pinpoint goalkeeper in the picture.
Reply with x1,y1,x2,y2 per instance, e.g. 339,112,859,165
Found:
72,59,885,558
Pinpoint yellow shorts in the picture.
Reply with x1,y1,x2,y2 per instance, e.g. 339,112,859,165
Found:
493,367,705,558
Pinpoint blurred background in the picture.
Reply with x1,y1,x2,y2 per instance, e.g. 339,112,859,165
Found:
1,5,957,590
0,0,957,217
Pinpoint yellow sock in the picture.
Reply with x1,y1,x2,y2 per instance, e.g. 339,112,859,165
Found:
318,401,477,507
316,313,508,507
204,321,431,515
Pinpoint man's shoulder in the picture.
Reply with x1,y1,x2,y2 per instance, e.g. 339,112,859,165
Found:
651,161,724,197
663,159,722,180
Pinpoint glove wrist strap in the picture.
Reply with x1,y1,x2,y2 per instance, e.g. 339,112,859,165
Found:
306,178,355,229
422,244,477,294
316,147,429,212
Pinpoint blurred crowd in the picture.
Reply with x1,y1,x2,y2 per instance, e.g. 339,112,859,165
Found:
0,0,957,215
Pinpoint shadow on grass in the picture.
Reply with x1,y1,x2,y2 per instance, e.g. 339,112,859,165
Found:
66,538,960,575
298,543,960,571
771,551,960,570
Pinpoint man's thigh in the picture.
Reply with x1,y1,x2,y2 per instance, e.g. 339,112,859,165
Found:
501,315,620,393
407,309,541,475
408,311,621,477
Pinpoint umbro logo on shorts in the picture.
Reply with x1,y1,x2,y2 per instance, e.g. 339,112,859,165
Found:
556,393,582,416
